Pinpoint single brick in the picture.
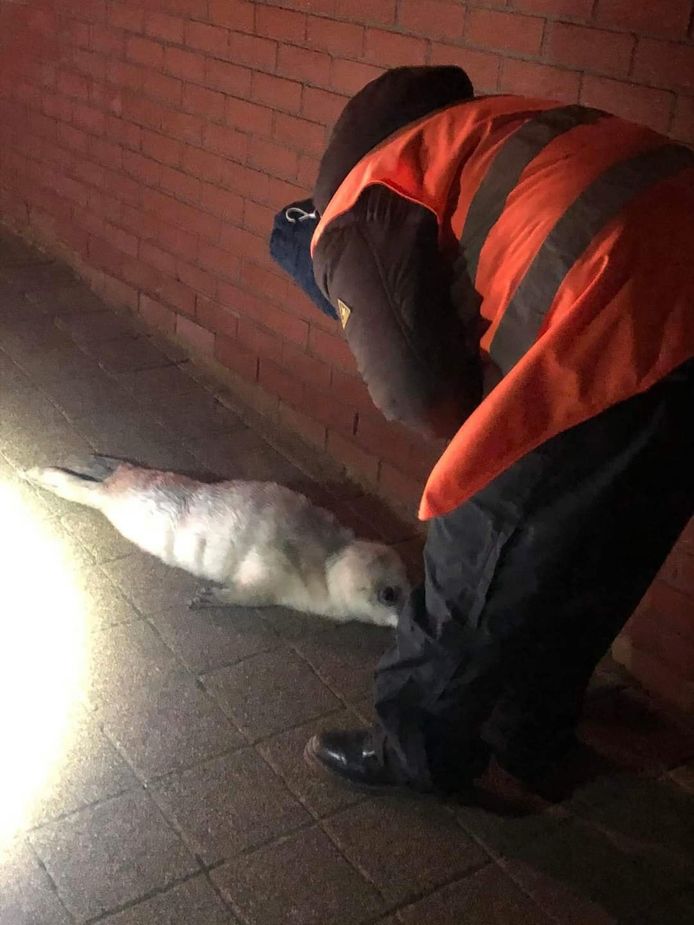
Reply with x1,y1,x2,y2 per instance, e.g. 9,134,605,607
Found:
252,71,302,112
331,58,384,96
205,58,252,96
302,86,349,126
278,44,331,86
334,0,397,26
145,12,184,44
397,0,466,40
182,83,225,122
327,429,380,482
256,5,307,42
228,31,278,71
164,46,206,84
274,112,325,157
225,96,273,135
126,36,164,70
466,8,545,56
145,71,183,107
633,38,694,92
580,75,675,133
177,314,215,355
594,0,692,40
547,21,635,78
208,0,255,32
306,16,364,57
185,20,229,57
363,29,428,67
500,58,581,103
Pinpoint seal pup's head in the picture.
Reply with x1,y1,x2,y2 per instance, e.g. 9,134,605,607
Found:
326,540,410,627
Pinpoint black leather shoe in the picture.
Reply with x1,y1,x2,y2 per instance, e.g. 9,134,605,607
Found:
304,728,405,792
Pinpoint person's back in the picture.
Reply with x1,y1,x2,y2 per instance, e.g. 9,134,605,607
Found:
310,76,694,517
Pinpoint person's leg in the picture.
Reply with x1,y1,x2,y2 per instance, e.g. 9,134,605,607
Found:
483,363,694,781
370,360,693,791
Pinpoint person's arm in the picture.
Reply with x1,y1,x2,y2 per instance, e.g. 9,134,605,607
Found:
312,184,482,439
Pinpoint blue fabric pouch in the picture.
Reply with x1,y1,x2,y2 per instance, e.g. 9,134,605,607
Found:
269,198,337,320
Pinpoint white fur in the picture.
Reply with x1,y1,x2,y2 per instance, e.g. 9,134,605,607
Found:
23,462,410,627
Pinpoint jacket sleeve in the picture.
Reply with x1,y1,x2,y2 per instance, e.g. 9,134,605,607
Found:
312,184,483,440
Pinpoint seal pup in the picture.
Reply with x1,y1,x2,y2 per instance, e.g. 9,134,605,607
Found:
23,457,409,628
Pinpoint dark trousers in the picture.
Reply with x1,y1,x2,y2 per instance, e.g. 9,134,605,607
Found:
374,361,694,790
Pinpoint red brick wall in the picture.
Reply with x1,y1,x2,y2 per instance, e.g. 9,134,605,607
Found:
0,1,692,705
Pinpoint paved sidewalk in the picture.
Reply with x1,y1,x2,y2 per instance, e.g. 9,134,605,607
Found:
1,227,693,925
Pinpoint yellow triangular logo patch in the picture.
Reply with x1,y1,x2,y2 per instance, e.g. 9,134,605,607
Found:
337,299,352,328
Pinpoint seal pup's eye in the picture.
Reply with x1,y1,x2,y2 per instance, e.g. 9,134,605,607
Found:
378,585,400,606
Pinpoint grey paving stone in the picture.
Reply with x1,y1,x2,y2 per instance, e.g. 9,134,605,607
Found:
259,604,336,641
36,520,98,573
669,761,694,793
147,389,246,443
26,283,110,315
60,506,137,563
351,693,379,725
294,621,393,702
397,864,551,924
81,335,177,373
257,710,368,818
68,559,142,630
83,619,179,706
149,602,280,674
149,333,190,364
453,797,569,859
579,687,694,774
569,777,694,893
99,668,244,780
489,815,682,922
0,262,77,292
25,710,137,828
1,377,73,431
99,874,237,924
1,414,96,471
0,347,32,387
29,789,198,923
563,770,640,813
72,414,205,475
72,404,176,456
323,796,488,905
186,428,305,483
622,888,694,925
56,309,141,344
588,654,631,696
0,456,59,532
203,647,341,741
0,838,72,925
0,229,51,266
39,371,140,422
151,748,310,864
12,343,105,384
1,314,76,358
212,824,386,925
499,858,619,925
114,363,204,402
101,552,199,614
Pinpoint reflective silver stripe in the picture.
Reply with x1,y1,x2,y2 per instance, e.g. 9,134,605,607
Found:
461,105,607,283
489,143,694,374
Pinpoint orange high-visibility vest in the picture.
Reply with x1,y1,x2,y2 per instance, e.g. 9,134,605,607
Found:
312,97,694,520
